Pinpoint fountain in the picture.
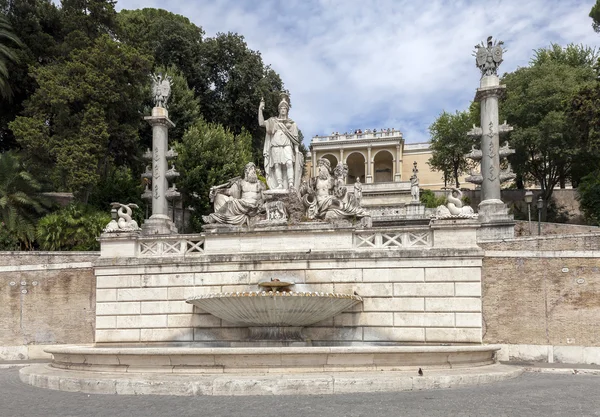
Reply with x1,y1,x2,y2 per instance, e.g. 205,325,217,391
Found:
186,281,363,341
19,58,523,396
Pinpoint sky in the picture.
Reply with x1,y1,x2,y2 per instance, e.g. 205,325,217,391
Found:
116,0,599,144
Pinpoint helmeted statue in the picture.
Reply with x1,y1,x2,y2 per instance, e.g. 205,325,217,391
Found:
202,162,266,226
301,158,368,221
151,73,173,108
474,36,505,77
259,92,302,190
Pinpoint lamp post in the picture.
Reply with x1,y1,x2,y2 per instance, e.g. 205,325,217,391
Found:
524,190,533,235
537,196,543,236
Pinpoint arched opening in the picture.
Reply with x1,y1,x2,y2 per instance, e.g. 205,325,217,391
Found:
345,152,366,184
321,154,338,173
373,150,393,183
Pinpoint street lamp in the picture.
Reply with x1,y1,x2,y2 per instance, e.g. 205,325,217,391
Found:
537,196,543,236
524,190,533,235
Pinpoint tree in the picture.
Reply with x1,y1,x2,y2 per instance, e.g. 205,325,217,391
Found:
176,119,252,231
117,8,204,89
116,10,287,164
0,14,23,99
428,110,476,188
502,45,597,219
9,34,152,202
199,32,285,163
590,0,600,32
577,169,600,225
0,0,63,150
0,150,49,248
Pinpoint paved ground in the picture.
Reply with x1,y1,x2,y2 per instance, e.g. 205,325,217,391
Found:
2,367,599,417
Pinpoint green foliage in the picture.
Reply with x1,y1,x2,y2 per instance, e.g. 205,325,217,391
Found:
0,14,23,99
0,0,63,150
117,9,285,164
591,0,600,32
0,221,19,250
502,44,597,218
36,204,110,251
0,150,49,249
9,34,152,201
87,166,146,225
419,189,446,208
577,169,600,225
428,110,477,188
532,43,599,67
117,8,204,88
176,119,253,231
199,32,285,164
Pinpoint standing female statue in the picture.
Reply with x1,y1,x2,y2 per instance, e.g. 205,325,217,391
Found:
259,92,301,190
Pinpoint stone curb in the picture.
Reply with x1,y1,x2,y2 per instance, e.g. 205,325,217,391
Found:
19,364,523,396
523,367,600,376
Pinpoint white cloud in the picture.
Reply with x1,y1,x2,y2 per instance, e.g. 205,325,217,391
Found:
117,0,599,143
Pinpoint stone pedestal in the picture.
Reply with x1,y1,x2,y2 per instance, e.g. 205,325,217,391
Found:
405,202,425,219
142,107,177,235
98,232,140,257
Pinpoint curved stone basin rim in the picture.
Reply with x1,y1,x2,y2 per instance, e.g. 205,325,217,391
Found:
186,291,363,328
43,344,502,374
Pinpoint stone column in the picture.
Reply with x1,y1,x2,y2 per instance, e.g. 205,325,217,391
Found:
394,145,402,182
340,148,344,165
142,107,177,235
477,75,503,204
366,146,373,183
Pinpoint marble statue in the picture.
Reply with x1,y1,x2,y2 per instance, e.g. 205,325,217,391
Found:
354,178,363,204
203,162,266,226
104,203,140,232
259,92,302,190
151,73,172,109
410,161,420,203
301,158,368,221
434,188,478,219
473,36,505,77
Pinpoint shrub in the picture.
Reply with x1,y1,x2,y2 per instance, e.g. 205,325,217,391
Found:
36,204,111,251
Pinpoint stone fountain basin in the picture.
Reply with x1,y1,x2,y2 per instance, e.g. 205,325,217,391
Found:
186,291,362,327
42,344,501,374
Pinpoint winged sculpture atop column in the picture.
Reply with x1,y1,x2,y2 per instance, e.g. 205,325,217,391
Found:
151,73,173,109
473,36,505,77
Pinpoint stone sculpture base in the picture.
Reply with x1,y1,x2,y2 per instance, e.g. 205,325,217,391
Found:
477,199,514,240
141,215,177,235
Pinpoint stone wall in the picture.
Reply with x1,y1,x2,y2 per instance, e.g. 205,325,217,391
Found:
480,235,600,361
0,252,97,359
94,225,484,345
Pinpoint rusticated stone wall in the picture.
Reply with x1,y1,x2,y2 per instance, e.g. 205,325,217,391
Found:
481,235,600,348
0,252,97,359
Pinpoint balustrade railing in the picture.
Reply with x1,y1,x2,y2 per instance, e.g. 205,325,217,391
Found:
135,228,431,257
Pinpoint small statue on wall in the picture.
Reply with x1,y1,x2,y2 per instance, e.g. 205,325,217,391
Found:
410,161,420,203
354,177,363,205
104,203,140,232
434,188,478,219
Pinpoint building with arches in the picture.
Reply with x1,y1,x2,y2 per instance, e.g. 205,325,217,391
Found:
306,129,474,208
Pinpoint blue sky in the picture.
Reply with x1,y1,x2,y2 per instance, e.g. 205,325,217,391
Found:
116,0,599,144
